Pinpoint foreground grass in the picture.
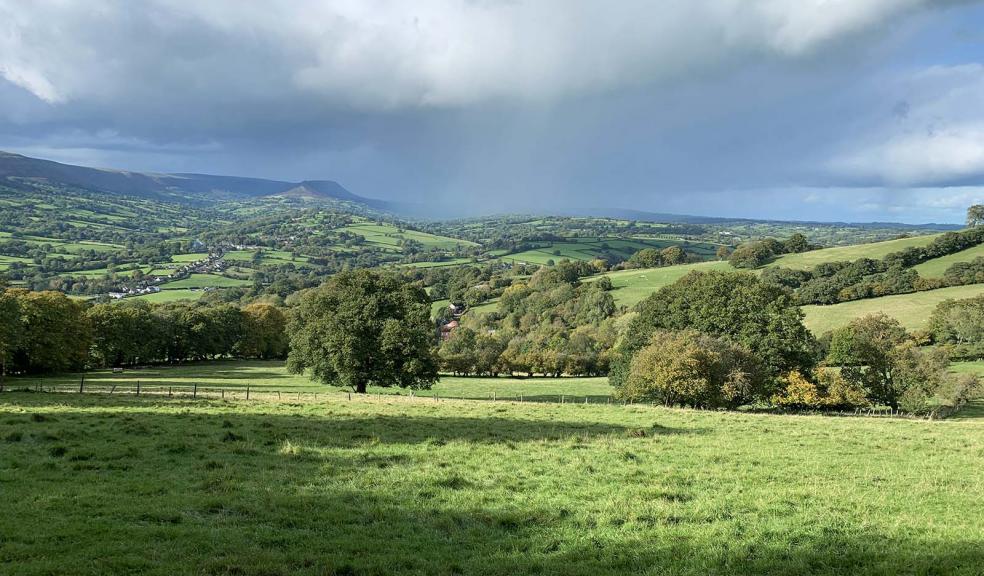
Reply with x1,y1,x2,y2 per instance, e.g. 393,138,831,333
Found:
0,393,981,575
802,283,984,335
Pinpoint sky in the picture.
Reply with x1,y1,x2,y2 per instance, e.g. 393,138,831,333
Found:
3,1,984,223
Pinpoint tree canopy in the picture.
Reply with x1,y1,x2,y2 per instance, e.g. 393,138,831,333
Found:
616,271,816,387
287,270,438,393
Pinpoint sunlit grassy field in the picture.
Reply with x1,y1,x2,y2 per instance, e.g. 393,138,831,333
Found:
912,242,984,277
131,288,205,303
0,390,981,576
586,261,734,307
5,360,614,402
802,283,984,335
162,273,252,289
770,234,940,270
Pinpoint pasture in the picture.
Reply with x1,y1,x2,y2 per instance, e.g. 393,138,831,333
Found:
802,283,984,335
498,238,721,267
586,261,734,308
770,234,939,270
912,242,984,277
5,360,614,402
0,388,981,575
338,221,478,251
131,288,205,303
161,273,253,290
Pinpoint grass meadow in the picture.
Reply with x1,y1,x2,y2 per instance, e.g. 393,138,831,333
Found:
587,261,734,308
802,283,984,335
5,361,615,403
769,234,940,270
912,242,984,277
132,289,206,303
0,388,981,575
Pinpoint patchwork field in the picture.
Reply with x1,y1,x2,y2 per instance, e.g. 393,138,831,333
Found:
0,388,981,575
339,222,477,251
912,243,984,277
161,273,252,290
131,289,206,303
498,238,721,266
802,283,984,335
770,234,940,270
586,261,734,307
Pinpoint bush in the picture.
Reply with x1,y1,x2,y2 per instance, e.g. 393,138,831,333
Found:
771,369,868,410
728,241,774,269
618,329,765,409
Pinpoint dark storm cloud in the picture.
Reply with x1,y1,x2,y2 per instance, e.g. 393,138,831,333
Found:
2,0,984,222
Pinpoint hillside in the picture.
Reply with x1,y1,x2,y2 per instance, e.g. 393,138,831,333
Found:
768,234,941,270
0,150,379,207
802,283,984,335
585,261,734,307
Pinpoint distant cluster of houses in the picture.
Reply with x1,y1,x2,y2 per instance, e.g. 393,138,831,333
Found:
108,285,161,299
105,246,228,300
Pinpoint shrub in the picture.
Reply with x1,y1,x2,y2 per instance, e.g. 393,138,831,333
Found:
619,329,765,408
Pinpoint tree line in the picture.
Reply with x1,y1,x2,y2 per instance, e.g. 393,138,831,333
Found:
0,287,287,387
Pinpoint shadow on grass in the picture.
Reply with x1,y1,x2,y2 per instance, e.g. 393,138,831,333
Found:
0,392,690,445
948,398,984,421
0,393,980,575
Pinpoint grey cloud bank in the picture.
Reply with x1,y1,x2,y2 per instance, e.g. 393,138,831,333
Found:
2,0,984,223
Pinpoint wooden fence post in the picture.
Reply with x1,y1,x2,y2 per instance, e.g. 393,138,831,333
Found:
193,384,197,399
246,385,250,400
79,374,85,394
136,380,140,396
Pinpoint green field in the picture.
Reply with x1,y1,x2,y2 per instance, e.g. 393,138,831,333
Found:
499,238,721,266
586,261,734,307
161,273,252,289
223,250,310,265
803,283,984,335
339,222,477,251
912,243,984,277
131,289,205,303
6,361,613,401
170,253,210,263
770,234,940,270
0,387,981,575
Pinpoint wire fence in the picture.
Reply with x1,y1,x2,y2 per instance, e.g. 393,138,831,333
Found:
0,377,936,418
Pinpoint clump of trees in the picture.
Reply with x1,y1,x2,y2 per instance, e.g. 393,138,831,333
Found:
436,261,618,377
927,294,984,360
620,330,764,408
624,245,689,269
0,287,289,386
728,233,817,269
607,271,978,417
823,314,978,416
610,271,817,405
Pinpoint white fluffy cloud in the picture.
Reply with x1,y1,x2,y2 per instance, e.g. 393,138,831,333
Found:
0,0,960,109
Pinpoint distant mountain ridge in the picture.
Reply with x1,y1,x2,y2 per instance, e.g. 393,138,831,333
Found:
0,150,388,208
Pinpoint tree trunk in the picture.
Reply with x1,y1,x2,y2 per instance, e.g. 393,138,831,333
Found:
355,381,368,394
